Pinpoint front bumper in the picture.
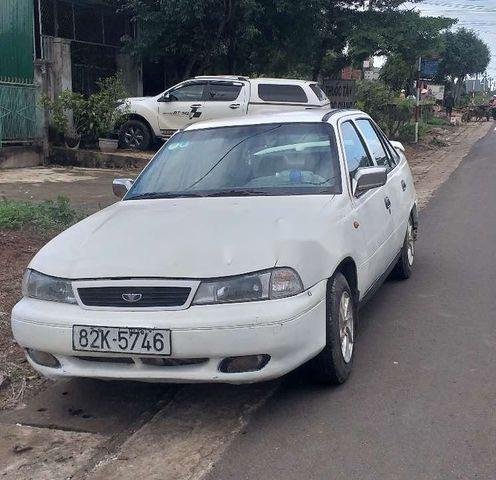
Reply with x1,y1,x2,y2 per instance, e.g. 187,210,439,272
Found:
11,281,327,383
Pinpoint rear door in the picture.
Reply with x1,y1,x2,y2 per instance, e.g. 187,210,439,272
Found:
157,81,207,131
200,81,247,120
339,119,395,291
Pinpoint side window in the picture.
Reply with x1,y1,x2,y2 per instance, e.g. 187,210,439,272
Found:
377,129,400,167
355,119,391,169
258,84,308,103
168,83,205,102
207,82,242,102
340,121,374,178
309,83,328,102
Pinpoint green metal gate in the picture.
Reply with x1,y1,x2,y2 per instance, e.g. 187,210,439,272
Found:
0,0,35,83
0,82,42,146
0,0,42,146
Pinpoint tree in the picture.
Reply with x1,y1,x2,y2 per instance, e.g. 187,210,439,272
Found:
437,28,491,102
117,0,458,87
348,10,455,93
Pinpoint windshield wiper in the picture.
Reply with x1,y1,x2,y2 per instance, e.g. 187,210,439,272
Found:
203,189,271,197
126,192,205,200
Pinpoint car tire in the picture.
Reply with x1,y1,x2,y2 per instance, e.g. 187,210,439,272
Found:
392,215,415,280
119,120,152,150
310,272,356,385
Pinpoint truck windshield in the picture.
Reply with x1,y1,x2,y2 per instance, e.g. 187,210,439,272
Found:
126,123,341,199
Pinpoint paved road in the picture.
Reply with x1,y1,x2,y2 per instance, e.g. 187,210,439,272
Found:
207,129,496,480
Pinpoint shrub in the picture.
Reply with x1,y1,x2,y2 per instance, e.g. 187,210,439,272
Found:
41,74,129,144
0,197,83,232
397,122,430,142
356,80,415,139
355,80,392,127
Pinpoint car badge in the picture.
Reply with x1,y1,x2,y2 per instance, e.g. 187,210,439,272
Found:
122,293,143,303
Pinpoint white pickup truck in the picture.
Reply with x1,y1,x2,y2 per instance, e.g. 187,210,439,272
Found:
118,76,330,150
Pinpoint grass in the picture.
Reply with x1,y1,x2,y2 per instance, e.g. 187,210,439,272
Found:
0,196,84,232
426,116,450,127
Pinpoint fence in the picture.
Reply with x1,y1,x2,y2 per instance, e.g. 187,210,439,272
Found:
0,82,43,147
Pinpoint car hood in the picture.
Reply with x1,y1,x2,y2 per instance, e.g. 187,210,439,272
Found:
125,97,149,103
30,196,337,286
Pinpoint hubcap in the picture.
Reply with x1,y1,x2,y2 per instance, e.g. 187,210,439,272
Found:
338,291,354,363
124,127,144,148
407,219,415,266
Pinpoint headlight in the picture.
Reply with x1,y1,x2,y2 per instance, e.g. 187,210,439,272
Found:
22,269,77,304
193,268,303,305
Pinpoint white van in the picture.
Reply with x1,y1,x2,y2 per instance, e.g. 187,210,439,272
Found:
118,76,330,149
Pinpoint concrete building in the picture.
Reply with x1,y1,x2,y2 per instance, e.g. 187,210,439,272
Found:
0,0,142,166
35,0,142,99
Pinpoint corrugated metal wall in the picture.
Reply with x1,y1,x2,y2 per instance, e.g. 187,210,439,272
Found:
0,0,35,83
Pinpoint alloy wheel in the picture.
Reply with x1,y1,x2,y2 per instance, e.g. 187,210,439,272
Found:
338,291,354,363
407,218,415,266
124,127,144,148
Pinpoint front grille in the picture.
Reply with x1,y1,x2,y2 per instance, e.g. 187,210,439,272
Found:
77,286,191,308
74,356,208,367
76,356,134,364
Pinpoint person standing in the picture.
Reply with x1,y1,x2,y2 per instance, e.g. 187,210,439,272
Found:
444,92,455,120
489,96,496,120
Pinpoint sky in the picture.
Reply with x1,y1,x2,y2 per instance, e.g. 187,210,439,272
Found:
404,0,496,78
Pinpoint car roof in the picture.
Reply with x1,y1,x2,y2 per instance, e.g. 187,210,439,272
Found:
192,76,316,85
250,78,314,85
184,109,365,131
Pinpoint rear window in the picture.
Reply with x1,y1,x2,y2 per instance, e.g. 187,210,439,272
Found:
310,84,328,102
258,84,308,103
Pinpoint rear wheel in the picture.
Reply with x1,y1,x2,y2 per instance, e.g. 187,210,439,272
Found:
310,272,356,385
119,119,152,150
392,216,415,280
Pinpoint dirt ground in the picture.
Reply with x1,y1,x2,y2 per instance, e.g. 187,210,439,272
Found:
0,120,493,479
0,167,140,213
0,230,48,410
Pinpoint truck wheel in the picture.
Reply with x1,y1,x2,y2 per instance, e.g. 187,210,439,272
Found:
310,272,355,385
119,120,152,150
392,216,415,280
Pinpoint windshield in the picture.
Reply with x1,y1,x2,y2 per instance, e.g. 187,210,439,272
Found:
126,123,341,199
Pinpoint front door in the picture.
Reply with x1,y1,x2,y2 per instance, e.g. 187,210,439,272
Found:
354,118,407,257
339,120,395,292
157,81,207,132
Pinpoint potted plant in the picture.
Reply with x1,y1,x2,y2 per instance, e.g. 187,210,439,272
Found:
91,75,129,152
41,74,129,152
41,91,90,149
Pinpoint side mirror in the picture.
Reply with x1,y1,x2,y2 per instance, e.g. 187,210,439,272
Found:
353,166,387,196
158,93,171,103
390,140,405,153
113,178,134,199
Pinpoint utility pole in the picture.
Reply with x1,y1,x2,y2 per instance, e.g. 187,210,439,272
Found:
415,57,421,144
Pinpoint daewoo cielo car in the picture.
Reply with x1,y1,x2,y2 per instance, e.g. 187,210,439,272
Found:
12,109,418,385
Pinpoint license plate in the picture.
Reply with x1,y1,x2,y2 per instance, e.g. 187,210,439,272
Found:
72,325,171,355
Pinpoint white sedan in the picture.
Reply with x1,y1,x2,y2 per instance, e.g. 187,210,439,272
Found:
12,109,417,385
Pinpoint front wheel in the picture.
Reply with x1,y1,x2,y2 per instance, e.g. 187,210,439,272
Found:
310,272,356,385
119,120,152,150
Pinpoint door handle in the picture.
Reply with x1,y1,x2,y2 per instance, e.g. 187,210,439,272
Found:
384,196,392,211
190,104,202,108
229,103,241,109
401,180,407,191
